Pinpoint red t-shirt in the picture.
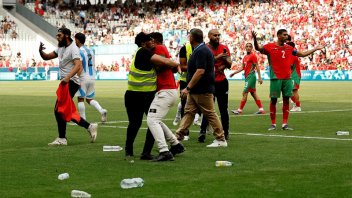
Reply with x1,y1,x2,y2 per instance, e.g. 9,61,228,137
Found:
153,45,176,91
263,42,296,79
242,52,258,78
292,56,301,77
206,43,230,82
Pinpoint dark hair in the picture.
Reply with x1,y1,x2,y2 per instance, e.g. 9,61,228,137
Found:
190,28,203,43
287,35,292,42
58,27,71,37
286,41,295,48
245,43,253,47
74,33,86,44
135,32,152,47
277,29,287,36
149,32,163,44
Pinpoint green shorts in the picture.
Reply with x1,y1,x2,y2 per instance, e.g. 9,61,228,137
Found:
270,79,293,98
243,74,256,93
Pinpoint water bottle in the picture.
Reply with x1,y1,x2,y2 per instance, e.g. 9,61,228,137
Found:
103,146,123,152
120,178,144,189
71,190,91,198
58,173,69,180
215,161,233,167
336,131,349,135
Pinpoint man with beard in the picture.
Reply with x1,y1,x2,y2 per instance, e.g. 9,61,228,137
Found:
39,27,98,145
252,29,324,130
198,29,232,143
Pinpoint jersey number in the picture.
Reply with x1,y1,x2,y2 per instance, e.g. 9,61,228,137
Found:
87,54,93,67
281,51,285,58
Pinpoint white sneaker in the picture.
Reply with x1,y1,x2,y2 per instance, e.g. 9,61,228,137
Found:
48,137,67,146
101,109,107,123
206,139,228,148
183,136,190,141
88,123,98,143
173,117,180,126
290,106,302,112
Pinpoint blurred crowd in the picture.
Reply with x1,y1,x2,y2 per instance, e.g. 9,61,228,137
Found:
7,0,352,71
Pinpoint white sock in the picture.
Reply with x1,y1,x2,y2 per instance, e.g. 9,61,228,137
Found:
175,102,182,119
78,102,86,120
194,113,200,122
90,100,103,114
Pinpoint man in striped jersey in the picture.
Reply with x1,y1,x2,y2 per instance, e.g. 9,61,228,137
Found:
74,33,107,123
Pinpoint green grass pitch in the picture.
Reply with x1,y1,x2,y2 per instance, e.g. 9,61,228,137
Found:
0,80,351,197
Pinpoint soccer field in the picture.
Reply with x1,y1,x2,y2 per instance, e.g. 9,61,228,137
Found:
0,80,351,197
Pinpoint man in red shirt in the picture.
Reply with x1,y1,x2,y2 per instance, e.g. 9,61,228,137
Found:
198,29,232,142
147,32,185,161
230,43,264,115
252,29,324,130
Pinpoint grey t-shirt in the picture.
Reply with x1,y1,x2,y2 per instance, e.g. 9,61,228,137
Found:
55,42,81,84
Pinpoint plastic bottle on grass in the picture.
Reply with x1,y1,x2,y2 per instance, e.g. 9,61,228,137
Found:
58,173,69,180
215,161,233,167
120,178,144,189
103,146,123,151
71,190,91,198
336,131,349,135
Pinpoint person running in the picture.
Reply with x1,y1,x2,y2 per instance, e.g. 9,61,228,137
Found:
74,33,108,122
252,29,325,130
229,43,265,115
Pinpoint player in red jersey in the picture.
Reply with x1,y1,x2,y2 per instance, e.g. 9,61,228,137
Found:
230,43,264,115
252,29,325,130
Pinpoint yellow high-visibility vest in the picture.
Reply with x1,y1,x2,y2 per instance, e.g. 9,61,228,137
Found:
127,48,157,91
179,43,192,82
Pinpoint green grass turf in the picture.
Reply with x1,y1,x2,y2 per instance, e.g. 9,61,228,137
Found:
0,80,351,198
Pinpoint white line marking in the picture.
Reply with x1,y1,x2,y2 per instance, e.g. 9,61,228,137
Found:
98,125,352,141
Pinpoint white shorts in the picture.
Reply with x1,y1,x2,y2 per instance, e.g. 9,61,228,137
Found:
77,80,95,99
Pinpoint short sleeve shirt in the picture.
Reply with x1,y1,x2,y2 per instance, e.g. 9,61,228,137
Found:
134,48,154,71
187,43,215,94
263,42,296,79
55,42,81,84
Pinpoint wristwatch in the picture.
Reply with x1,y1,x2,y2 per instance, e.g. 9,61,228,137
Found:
186,86,191,91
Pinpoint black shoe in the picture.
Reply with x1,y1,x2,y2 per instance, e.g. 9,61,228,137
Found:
140,153,154,160
198,133,206,143
153,151,174,162
169,143,185,156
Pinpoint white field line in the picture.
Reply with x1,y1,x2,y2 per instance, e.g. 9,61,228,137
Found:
4,108,352,118
97,125,352,141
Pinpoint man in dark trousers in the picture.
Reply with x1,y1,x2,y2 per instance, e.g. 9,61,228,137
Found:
39,27,98,146
198,29,232,142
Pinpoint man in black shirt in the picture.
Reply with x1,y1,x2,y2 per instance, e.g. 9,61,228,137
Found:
175,28,227,148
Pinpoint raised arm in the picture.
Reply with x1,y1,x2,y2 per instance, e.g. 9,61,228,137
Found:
252,31,265,54
39,42,57,60
296,45,325,57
